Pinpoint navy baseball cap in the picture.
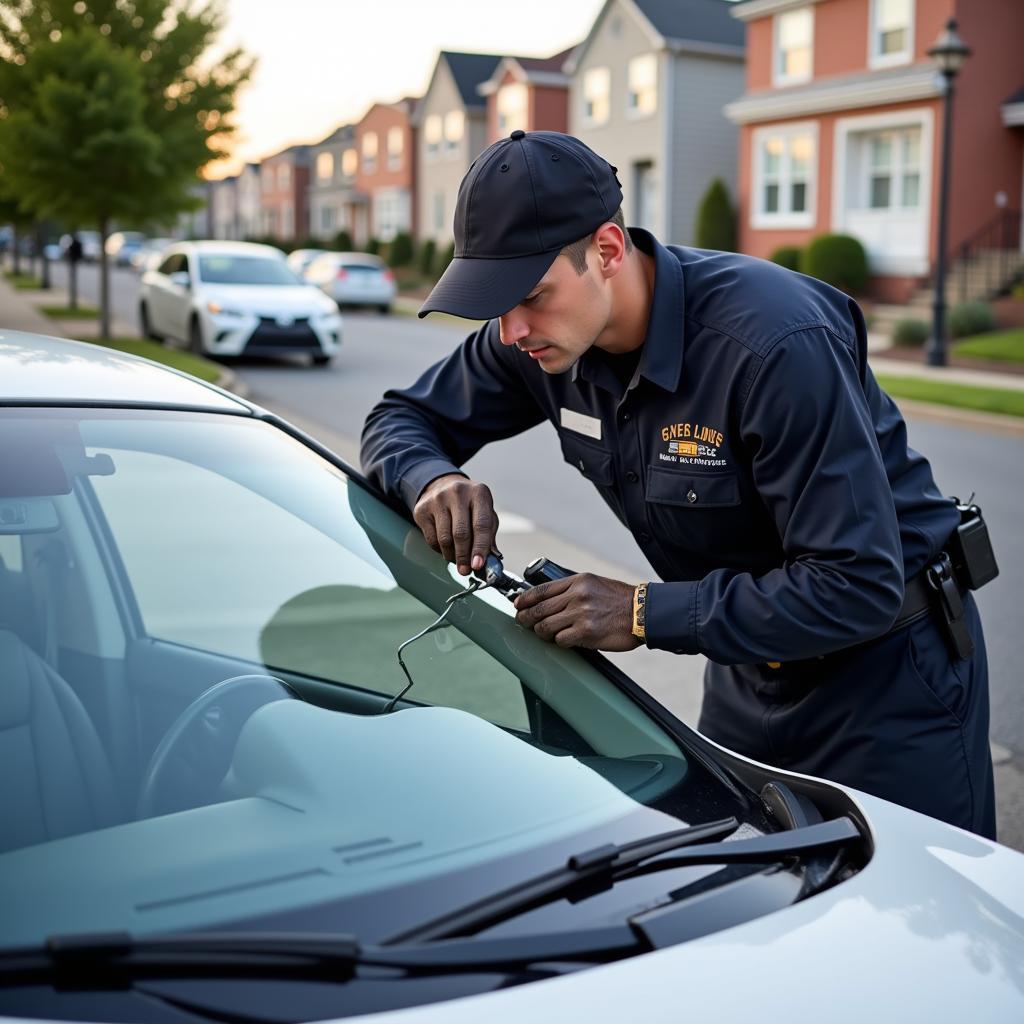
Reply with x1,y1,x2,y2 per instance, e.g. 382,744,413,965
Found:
418,130,623,320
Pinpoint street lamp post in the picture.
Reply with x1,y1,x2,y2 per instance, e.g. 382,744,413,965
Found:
926,18,971,367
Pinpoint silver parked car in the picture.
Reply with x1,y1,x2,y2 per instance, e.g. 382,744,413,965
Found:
1,333,1023,1022
305,251,397,313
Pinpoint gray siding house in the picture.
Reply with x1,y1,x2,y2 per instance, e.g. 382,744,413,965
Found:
567,0,745,244
414,51,502,245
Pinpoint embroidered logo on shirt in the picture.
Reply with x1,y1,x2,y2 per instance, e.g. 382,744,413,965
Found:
659,422,728,467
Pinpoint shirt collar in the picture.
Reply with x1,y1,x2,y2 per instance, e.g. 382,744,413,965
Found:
572,228,686,395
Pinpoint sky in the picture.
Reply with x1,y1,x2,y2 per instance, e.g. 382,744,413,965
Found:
210,0,606,177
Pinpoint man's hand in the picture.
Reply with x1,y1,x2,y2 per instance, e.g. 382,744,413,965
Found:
514,574,642,652
413,474,500,575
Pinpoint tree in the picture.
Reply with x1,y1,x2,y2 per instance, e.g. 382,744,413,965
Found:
694,178,736,252
0,1,253,336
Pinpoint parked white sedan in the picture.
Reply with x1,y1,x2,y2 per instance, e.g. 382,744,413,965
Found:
138,240,344,366
1,332,1024,1023
305,251,397,313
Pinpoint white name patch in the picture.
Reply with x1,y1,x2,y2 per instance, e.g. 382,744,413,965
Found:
560,408,603,441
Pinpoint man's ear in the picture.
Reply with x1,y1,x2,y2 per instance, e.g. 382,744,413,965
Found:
592,222,626,279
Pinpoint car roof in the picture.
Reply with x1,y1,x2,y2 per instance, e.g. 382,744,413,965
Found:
0,331,251,413
329,251,385,265
180,240,286,258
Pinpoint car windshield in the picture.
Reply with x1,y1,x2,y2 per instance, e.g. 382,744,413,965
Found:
0,409,749,950
197,254,300,286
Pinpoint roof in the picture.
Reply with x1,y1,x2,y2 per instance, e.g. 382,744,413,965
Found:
1004,87,1024,106
567,0,744,72
516,47,577,73
313,124,355,149
478,46,577,95
0,332,249,412
441,51,504,107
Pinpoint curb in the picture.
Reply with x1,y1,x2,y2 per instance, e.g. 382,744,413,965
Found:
882,395,1024,436
214,364,249,399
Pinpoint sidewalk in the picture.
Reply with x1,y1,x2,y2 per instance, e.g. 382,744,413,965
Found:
869,348,1024,391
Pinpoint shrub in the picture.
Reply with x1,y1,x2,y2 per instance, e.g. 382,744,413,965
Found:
418,238,437,276
388,231,414,268
364,237,381,256
801,233,869,294
435,241,455,277
892,319,929,347
694,178,736,252
949,300,995,339
332,229,353,252
769,245,803,272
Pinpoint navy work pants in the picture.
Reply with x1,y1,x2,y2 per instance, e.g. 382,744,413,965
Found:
698,595,996,839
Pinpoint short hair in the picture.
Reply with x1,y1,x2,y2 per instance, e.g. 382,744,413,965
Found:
559,207,632,275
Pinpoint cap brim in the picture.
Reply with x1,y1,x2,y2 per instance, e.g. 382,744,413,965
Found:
418,249,560,320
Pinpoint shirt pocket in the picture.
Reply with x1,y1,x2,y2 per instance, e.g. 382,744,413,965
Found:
645,465,740,508
559,431,615,486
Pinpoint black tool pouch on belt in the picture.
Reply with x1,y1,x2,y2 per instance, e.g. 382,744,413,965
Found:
928,500,999,661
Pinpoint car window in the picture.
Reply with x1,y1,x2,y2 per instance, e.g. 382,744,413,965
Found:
197,255,301,286
156,253,183,276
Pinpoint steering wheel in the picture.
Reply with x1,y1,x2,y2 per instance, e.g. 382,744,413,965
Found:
137,674,299,819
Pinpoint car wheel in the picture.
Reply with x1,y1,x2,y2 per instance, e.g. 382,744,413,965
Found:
139,303,163,343
312,354,332,367
379,304,392,315
188,316,205,356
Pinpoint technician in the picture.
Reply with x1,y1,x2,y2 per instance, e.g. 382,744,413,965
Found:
361,130,995,838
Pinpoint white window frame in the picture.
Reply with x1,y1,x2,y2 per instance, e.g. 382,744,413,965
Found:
626,54,658,119
316,151,334,183
772,7,813,87
387,126,404,171
424,114,443,161
342,148,358,178
868,0,914,69
443,110,464,157
582,66,610,127
362,132,378,175
751,121,818,229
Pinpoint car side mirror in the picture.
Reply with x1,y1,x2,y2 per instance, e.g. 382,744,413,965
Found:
168,270,191,289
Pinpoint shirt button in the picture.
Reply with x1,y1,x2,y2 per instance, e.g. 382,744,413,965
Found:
687,489,698,504
621,412,631,422
626,470,639,483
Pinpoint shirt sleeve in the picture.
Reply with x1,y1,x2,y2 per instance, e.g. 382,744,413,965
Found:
360,321,546,509
644,325,906,664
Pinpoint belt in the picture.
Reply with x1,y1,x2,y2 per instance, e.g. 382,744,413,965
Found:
764,552,968,673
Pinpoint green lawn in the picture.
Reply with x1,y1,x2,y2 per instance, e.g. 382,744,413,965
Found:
4,271,42,290
74,336,222,383
875,373,1024,418
954,328,1024,364
38,303,100,319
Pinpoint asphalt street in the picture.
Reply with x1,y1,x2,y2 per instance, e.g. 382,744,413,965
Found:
50,260,1024,846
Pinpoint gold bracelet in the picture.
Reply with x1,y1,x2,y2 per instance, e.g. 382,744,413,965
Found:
631,583,648,640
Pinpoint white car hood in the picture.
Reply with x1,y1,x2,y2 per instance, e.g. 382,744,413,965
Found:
200,283,336,317
344,791,1024,1023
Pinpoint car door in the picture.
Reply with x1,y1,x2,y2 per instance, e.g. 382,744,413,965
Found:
165,252,195,342
147,253,184,338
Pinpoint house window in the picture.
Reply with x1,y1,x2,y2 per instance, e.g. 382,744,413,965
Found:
870,0,913,67
627,54,657,117
278,163,291,190
425,115,443,160
316,152,334,183
497,83,528,134
582,67,610,126
774,7,813,85
861,127,921,209
753,124,817,228
444,110,464,156
387,126,404,171
433,191,445,233
321,205,334,233
373,189,410,242
342,148,358,178
362,132,378,174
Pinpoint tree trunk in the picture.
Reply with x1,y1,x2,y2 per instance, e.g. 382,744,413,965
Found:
68,253,78,310
12,225,21,276
99,218,111,339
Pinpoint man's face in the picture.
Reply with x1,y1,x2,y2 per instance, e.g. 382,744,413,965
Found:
496,251,610,374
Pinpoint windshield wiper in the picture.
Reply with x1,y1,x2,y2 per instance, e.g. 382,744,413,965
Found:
0,926,647,985
392,815,862,944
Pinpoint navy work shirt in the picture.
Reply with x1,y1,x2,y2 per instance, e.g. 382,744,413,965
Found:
361,229,959,665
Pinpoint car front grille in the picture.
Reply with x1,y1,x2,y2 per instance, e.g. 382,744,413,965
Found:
245,317,319,352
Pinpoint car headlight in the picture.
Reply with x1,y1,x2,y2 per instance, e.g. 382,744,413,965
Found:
206,301,245,317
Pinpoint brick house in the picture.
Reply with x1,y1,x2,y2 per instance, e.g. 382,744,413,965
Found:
727,0,1024,303
567,0,746,244
478,48,575,143
354,97,417,245
260,144,311,243
414,51,503,245
307,124,360,244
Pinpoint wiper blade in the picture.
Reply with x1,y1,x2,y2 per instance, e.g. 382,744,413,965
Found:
0,926,645,985
393,815,862,944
